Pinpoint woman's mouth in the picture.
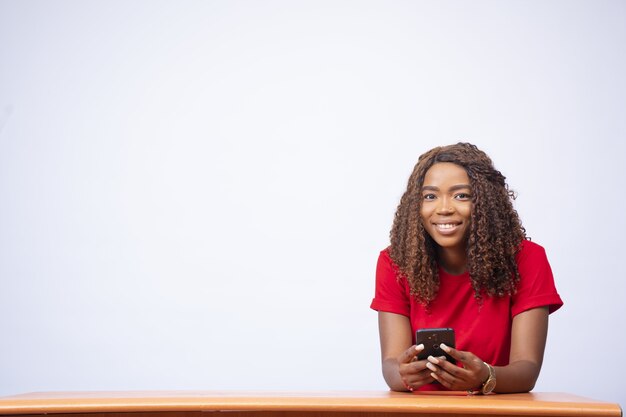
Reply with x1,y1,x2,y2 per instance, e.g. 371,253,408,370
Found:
434,223,461,234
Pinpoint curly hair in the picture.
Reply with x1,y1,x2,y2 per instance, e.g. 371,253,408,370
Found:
389,143,526,305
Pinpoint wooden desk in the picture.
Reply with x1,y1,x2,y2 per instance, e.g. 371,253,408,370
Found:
0,391,621,417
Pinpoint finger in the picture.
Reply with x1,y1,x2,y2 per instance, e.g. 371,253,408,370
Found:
399,344,424,364
433,358,469,380
427,355,444,365
404,368,436,390
425,361,439,373
402,358,431,377
432,358,473,389
429,368,454,389
440,343,472,364
425,358,464,379
425,361,457,389
399,358,429,386
402,360,433,375
427,355,475,389
428,354,458,374
440,344,485,375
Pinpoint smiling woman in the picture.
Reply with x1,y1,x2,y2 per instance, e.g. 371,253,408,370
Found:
371,143,563,395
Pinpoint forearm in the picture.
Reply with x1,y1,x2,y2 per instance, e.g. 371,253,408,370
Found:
378,312,414,392
382,357,409,392
493,360,541,393
494,308,549,393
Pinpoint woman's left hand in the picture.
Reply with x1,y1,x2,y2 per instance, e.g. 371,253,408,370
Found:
425,344,489,391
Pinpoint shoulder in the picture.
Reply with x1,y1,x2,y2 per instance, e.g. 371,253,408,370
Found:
377,247,412,287
379,247,393,262
515,239,553,279
512,239,563,314
372,247,411,314
377,247,401,276
378,247,409,274
516,239,548,264
518,239,545,253
378,247,398,267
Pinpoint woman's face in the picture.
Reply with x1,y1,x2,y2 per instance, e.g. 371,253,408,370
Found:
420,162,472,254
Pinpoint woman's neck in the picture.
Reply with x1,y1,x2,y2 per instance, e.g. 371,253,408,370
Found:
437,246,467,275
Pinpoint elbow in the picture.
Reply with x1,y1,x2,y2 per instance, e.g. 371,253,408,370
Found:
496,380,536,394
523,363,542,392
517,373,539,393
495,361,541,393
382,358,409,392
523,379,537,393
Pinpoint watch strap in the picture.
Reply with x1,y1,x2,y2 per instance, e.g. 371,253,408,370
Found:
480,362,496,394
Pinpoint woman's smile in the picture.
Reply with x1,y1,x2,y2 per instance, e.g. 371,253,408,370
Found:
432,222,464,234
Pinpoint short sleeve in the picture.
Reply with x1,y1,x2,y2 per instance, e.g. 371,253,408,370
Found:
370,249,411,317
511,240,564,317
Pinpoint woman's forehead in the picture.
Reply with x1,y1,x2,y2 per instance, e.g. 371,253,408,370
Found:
423,162,470,186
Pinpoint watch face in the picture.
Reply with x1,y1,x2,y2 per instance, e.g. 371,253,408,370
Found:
482,378,496,394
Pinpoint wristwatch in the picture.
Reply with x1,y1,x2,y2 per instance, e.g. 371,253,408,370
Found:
481,362,496,394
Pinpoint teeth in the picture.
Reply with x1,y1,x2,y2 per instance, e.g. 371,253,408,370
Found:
437,224,457,229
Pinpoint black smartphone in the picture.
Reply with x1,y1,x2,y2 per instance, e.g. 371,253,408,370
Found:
415,327,456,364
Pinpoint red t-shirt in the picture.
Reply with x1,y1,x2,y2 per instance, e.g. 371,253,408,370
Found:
370,239,563,391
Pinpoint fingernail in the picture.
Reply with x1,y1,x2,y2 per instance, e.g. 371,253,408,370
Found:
426,362,437,372
415,344,424,351
440,343,450,352
428,355,440,364
430,372,438,380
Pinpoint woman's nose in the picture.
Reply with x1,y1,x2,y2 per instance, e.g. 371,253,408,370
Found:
437,199,455,214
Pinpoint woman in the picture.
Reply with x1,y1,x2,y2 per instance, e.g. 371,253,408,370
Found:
371,143,562,394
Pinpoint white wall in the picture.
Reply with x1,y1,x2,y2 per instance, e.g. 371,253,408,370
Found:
1,0,624,408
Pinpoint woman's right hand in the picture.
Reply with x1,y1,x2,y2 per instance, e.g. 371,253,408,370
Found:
378,312,436,391
397,344,436,391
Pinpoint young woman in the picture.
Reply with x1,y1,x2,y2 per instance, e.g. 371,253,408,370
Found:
371,143,562,394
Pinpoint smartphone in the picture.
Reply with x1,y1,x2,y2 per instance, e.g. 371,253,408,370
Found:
415,327,456,364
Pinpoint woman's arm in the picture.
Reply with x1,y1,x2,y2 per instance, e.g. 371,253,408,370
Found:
492,306,549,392
378,311,434,391
425,306,550,393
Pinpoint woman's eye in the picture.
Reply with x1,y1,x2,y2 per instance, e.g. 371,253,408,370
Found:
423,194,436,200
455,193,471,200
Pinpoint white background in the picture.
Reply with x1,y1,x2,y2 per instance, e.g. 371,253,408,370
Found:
1,0,624,408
